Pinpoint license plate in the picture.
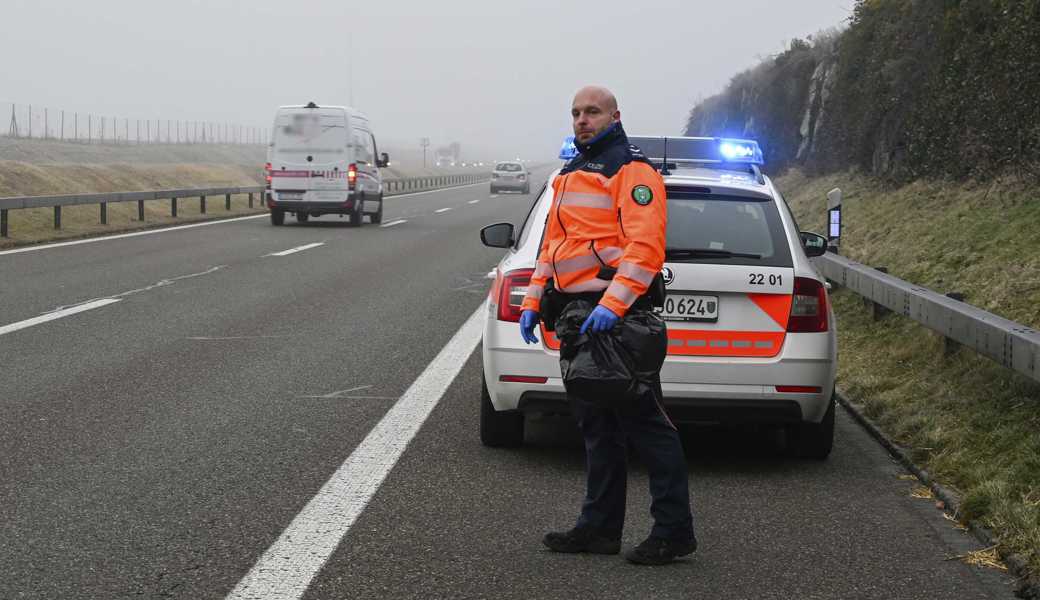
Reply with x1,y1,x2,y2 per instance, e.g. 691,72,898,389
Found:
659,293,719,322
278,192,303,201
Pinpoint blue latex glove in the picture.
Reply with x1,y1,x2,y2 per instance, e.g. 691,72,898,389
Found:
580,305,620,334
519,310,540,344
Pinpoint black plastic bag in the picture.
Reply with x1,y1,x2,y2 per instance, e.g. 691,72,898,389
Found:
555,300,668,404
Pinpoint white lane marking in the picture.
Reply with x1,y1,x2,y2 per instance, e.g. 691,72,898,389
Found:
434,207,452,214
0,298,122,337
226,304,485,600
380,219,406,228
187,335,287,341
467,199,480,205
490,194,499,198
297,385,373,399
0,182,490,257
265,242,324,257
41,265,227,316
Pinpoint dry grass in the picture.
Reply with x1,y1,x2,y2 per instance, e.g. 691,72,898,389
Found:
776,168,1040,578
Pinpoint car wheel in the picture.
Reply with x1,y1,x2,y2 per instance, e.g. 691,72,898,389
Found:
370,194,383,224
490,186,497,194
788,393,835,459
270,209,285,226
295,212,309,223
348,195,363,227
523,185,530,194
480,372,524,447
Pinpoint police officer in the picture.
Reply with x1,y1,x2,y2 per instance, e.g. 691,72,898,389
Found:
519,86,697,565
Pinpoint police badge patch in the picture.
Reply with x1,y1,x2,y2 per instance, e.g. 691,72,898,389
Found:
631,185,654,206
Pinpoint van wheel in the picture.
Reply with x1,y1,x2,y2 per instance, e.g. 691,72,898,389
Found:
787,394,835,459
295,212,309,223
480,372,524,447
270,209,285,226
348,196,363,227
370,194,383,224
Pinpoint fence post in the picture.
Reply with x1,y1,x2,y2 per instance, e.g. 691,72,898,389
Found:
248,192,253,208
172,197,178,217
138,200,145,221
200,195,206,214
871,267,891,320
1,209,8,237
944,292,966,356
100,202,107,225
225,193,231,211
54,206,61,229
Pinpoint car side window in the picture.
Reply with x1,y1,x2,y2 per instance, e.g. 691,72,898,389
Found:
515,183,549,250
353,128,373,164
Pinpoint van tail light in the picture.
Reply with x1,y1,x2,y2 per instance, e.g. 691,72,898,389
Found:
787,277,829,333
347,163,357,190
264,162,272,187
497,268,534,322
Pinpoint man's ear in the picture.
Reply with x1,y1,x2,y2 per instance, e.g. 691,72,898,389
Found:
612,110,621,123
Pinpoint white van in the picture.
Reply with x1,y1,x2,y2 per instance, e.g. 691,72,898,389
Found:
265,102,389,226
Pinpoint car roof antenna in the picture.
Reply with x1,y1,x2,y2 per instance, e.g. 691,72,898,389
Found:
659,136,671,176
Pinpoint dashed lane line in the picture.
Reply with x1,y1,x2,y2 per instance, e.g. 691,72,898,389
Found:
225,304,485,600
265,243,325,257
467,199,480,204
380,219,407,228
0,298,122,337
434,207,452,214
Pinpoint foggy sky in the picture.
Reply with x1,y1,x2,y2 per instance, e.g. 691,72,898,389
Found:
2,0,849,161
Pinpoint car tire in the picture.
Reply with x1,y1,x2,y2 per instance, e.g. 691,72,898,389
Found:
348,195,363,227
480,372,524,448
490,186,497,194
788,393,835,459
523,184,530,194
295,212,309,223
369,194,383,224
270,209,285,226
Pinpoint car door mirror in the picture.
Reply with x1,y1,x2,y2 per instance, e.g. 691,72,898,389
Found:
377,152,390,168
800,231,828,257
480,222,515,248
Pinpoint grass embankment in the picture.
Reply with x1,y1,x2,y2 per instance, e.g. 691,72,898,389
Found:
777,169,1040,578
0,161,265,248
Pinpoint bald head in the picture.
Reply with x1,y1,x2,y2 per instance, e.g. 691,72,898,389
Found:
571,85,621,144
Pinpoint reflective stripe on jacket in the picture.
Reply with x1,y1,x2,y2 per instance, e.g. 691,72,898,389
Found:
521,123,666,318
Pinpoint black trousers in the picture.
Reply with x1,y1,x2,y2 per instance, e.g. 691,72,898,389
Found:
569,377,696,541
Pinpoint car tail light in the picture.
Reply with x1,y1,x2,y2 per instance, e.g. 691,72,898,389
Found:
787,277,829,333
499,375,548,384
776,385,822,394
347,163,357,190
497,268,534,322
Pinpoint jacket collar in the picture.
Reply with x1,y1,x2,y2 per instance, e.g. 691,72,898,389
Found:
573,122,626,159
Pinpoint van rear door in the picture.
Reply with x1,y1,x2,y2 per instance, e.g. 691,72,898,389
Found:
271,108,350,203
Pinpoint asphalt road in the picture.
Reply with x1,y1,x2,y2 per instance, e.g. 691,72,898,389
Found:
0,167,1020,599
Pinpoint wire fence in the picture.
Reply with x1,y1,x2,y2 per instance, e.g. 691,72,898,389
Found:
2,101,268,145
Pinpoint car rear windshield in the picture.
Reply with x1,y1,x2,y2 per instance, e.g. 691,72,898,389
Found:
496,163,522,171
665,189,792,268
273,112,347,154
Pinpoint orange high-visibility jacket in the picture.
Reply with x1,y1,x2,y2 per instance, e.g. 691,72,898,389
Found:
522,123,666,318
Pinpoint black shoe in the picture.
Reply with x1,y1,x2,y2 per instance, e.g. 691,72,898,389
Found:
624,535,697,565
542,527,621,554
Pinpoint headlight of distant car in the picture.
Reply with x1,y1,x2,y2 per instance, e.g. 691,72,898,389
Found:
518,174,526,180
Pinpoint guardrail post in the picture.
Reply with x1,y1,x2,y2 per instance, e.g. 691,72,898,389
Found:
54,206,61,230
871,267,891,320
138,200,145,221
100,202,107,225
944,292,966,356
225,193,231,211
172,197,178,217
200,195,206,214
248,193,253,208
0,209,8,237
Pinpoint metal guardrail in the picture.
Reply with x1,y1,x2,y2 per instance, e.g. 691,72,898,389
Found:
0,173,489,237
814,252,1040,385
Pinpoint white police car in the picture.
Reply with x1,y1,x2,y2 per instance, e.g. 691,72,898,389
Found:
479,136,837,458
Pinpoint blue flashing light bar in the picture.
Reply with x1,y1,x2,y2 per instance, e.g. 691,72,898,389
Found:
628,136,765,166
558,135,578,160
